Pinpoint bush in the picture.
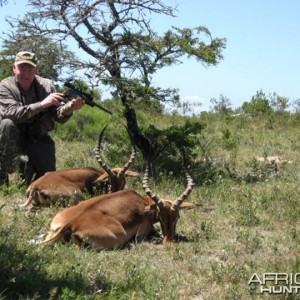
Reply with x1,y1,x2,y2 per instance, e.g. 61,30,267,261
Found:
53,106,111,141
241,90,273,116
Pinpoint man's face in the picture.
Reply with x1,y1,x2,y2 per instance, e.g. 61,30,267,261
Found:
13,63,37,88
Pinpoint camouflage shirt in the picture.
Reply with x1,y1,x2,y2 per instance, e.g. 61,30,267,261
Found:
0,75,72,133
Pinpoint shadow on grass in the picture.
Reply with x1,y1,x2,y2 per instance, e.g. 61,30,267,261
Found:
0,241,110,299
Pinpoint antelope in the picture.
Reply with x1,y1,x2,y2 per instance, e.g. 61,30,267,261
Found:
142,160,195,243
19,125,139,210
42,158,195,249
255,155,292,165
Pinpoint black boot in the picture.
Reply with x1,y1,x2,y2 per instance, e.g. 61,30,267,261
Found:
0,159,8,186
0,172,9,186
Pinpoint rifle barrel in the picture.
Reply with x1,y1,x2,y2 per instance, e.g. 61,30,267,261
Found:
89,101,113,115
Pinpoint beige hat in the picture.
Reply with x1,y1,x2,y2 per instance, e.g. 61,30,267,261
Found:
15,51,37,67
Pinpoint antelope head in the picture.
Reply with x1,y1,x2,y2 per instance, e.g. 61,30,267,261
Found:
94,124,139,192
142,154,195,243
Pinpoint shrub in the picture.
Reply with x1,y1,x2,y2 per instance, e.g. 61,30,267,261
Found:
53,106,111,141
241,90,273,116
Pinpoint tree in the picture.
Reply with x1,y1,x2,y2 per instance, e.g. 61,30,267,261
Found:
292,98,300,113
4,0,226,158
269,92,289,113
0,27,79,82
210,94,232,114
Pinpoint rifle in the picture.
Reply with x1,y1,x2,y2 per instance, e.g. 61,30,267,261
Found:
63,81,112,115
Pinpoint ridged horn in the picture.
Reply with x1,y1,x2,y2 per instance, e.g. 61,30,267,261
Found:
142,162,165,210
94,124,115,179
117,126,137,179
172,150,195,209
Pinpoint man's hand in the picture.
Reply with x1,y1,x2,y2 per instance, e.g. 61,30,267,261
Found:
41,93,85,111
63,97,85,111
41,93,65,109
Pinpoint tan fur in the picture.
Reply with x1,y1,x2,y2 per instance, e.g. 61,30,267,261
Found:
43,189,194,249
19,167,139,210
43,190,156,249
256,156,292,165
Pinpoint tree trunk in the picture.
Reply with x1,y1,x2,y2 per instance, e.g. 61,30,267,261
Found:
120,95,153,159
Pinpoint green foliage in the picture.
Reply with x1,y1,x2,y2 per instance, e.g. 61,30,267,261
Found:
110,83,167,115
163,119,205,151
144,119,205,174
158,26,226,66
0,28,79,81
0,51,12,81
53,106,111,142
241,90,273,116
220,128,238,150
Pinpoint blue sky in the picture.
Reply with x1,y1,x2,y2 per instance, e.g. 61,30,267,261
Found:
1,0,300,111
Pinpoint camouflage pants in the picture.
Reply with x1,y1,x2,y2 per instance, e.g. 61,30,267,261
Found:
0,119,22,174
0,118,56,184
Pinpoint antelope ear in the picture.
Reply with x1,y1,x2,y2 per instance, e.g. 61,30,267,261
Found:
124,170,140,177
179,202,195,210
112,167,122,174
162,199,195,210
162,199,173,206
111,168,139,177
97,173,109,182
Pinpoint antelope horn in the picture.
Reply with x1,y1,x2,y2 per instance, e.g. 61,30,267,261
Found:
94,124,115,179
172,150,195,209
142,163,165,210
118,126,137,178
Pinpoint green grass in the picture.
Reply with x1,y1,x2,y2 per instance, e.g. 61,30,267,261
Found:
1,112,300,299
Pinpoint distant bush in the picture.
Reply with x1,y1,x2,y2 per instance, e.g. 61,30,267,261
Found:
269,92,289,113
210,94,233,115
53,106,111,141
241,90,273,116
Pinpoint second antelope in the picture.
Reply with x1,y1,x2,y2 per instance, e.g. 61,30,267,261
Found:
42,157,195,249
19,125,139,210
